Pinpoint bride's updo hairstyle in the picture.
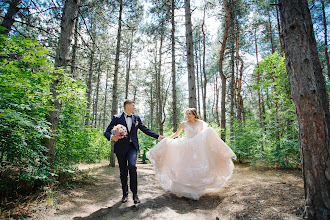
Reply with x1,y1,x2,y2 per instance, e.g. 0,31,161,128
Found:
185,108,200,119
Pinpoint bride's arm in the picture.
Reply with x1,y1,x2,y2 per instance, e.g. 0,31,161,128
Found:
169,122,184,139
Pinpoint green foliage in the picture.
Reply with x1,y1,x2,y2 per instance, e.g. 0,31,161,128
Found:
57,127,111,164
138,130,158,164
240,52,300,168
0,34,54,198
0,34,110,200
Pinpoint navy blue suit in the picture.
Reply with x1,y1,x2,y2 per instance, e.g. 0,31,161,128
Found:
104,112,159,196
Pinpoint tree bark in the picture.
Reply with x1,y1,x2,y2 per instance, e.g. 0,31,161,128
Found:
125,29,134,99
229,16,235,141
235,21,244,122
157,29,164,135
218,0,230,141
85,46,94,126
321,0,330,80
276,5,284,53
94,56,102,128
184,0,196,108
195,44,201,115
0,0,22,35
71,15,79,78
202,11,207,121
268,10,275,54
46,0,80,165
255,28,263,129
103,68,109,130
215,76,220,127
110,0,123,167
171,0,178,132
279,0,330,218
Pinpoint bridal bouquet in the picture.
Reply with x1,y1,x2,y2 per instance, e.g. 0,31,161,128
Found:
112,124,128,139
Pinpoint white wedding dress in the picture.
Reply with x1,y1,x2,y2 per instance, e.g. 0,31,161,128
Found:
146,120,237,200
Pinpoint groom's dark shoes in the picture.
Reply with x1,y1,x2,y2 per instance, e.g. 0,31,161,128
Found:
133,194,140,204
121,195,128,203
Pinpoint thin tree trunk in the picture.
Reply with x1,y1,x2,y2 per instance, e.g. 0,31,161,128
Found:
185,0,196,108
0,0,22,35
255,28,263,128
171,0,178,132
279,0,330,218
71,15,79,78
202,17,207,121
218,0,230,141
157,29,164,135
154,41,159,133
150,82,154,130
268,10,275,54
321,0,330,80
276,5,284,53
46,0,80,165
110,0,123,167
215,76,220,127
103,68,109,130
235,20,244,122
195,45,201,115
125,30,134,99
85,46,94,126
94,56,101,128
230,18,235,141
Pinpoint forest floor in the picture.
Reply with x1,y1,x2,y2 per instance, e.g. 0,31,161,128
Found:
1,161,304,220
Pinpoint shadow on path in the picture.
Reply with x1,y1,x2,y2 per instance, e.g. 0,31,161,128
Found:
73,193,224,220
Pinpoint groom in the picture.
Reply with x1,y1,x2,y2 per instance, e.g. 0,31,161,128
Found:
104,99,164,204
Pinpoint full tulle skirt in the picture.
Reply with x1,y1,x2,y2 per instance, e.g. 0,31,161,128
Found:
146,127,236,200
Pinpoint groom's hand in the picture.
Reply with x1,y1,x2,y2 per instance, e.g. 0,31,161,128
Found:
159,136,165,140
111,135,119,141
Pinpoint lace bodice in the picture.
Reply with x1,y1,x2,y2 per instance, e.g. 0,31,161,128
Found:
184,121,203,138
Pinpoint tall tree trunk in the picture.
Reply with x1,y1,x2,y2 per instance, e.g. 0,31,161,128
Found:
0,0,22,35
235,20,244,122
276,5,284,53
202,12,207,121
321,0,330,80
150,82,154,130
171,0,178,132
215,76,220,127
218,0,230,141
157,30,164,135
184,0,196,108
103,68,109,130
195,45,201,115
268,10,275,54
110,0,123,167
154,41,159,133
71,15,79,78
229,17,235,141
46,0,80,165
94,56,101,128
125,30,134,99
279,0,330,218
255,28,263,128
85,46,94,126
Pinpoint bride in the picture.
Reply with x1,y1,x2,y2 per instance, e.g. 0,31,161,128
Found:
146,108,236,200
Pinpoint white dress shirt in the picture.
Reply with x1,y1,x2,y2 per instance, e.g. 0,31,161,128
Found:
124,111,133,132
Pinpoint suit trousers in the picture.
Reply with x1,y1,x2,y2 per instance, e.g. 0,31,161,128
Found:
116,142,138,196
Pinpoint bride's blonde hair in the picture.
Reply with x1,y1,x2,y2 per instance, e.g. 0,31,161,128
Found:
185,108,200,119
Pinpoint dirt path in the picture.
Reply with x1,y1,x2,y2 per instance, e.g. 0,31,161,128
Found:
27,162,304,220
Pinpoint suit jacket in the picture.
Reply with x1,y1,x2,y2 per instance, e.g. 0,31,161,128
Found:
104,112,159,154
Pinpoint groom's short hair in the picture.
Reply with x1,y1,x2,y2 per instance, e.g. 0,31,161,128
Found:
124,99,135,108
